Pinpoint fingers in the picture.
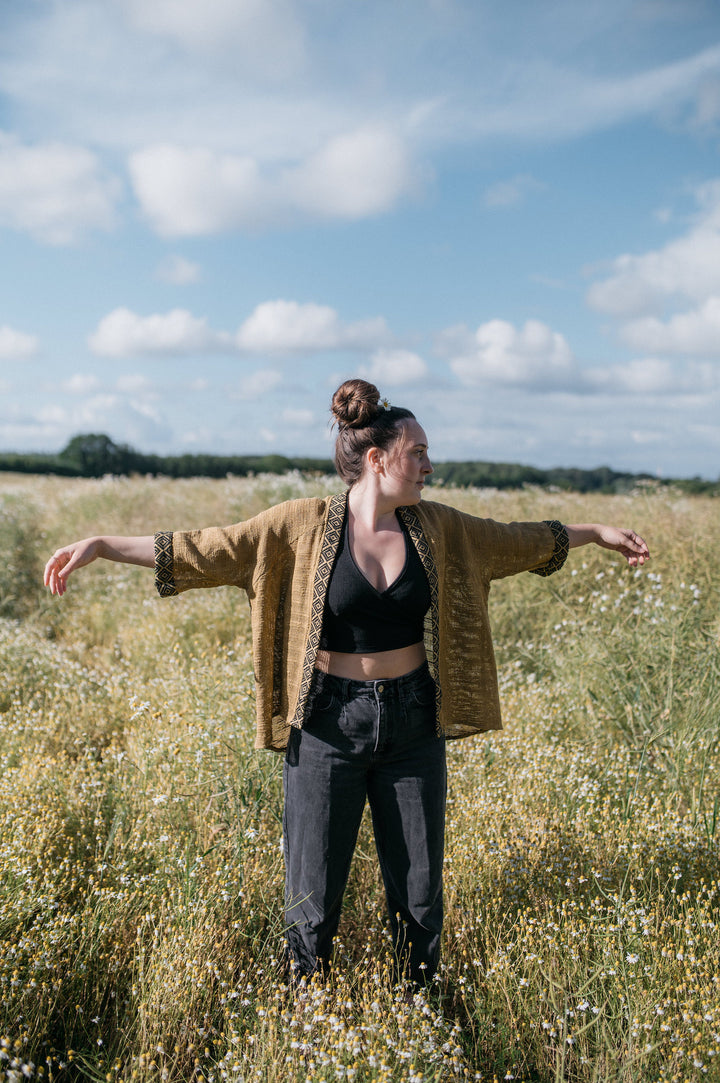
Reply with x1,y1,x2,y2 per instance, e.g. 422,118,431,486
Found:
627,530,650,562
44,550,70,595
621,530,650,567
43,544,85,595
626,529,649,552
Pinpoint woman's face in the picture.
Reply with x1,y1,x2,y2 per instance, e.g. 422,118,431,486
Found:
376,419,434,505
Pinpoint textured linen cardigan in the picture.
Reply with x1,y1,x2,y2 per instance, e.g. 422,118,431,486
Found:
154,492,568,752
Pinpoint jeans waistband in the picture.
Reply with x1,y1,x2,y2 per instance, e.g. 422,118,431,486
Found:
312,660,431,699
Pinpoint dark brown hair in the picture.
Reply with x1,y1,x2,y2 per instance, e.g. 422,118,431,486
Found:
331,378,415,485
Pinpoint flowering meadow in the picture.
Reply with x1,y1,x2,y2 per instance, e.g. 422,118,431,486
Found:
0,472,718,1082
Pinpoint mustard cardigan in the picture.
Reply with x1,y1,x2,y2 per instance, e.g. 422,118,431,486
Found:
154,492,568,752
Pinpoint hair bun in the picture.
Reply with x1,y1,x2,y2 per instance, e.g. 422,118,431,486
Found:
331,378,382,429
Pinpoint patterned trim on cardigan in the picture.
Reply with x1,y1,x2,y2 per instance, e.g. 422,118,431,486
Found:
529,520,569,577
289,492,347,729
154,531,178,596
397,505,443,735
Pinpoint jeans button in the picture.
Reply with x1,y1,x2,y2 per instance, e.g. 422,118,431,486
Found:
377,684,384,694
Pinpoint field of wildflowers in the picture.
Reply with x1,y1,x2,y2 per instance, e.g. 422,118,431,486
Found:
0,472,718,1082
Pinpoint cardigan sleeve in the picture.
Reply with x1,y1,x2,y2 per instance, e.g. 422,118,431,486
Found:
476,517,569,580
413,501,569,583
153,497,328,598
153,503,287,596
153,521,261,596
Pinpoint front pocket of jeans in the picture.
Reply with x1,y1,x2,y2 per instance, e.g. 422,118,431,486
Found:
409,679,436,709
304,686,346,734
311,688,341,714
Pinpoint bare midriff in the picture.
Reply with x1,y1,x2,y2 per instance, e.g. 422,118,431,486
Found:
314,641,427,681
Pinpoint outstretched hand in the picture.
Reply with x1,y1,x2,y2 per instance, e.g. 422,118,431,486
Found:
594,526,650,566
44,538,102,596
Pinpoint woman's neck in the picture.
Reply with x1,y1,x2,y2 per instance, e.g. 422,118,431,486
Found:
347,480,399,532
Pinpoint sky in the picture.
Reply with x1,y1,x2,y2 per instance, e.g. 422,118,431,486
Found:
1,0,720,478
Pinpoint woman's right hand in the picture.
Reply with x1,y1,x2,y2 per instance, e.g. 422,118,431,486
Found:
44,535,155,596
44,537,104,596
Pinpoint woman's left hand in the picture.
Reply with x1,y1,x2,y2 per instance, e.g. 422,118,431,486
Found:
593,526,650,566
565,524,650,566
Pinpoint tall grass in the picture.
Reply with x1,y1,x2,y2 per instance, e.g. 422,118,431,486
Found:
0,473,718,1081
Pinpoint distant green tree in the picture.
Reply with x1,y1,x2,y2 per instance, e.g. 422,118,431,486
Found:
58,433,127,476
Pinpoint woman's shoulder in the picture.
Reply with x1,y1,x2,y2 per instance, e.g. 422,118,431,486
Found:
413,498,483,530
412,498,514,547
415,498,552,537
250,492,344,537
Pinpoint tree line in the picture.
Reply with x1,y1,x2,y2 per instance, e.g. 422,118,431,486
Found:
0,433,716,495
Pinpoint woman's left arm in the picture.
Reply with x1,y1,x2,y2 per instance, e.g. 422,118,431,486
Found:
565,524,650,567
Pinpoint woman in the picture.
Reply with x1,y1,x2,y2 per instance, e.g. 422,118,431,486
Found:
44,378,649,986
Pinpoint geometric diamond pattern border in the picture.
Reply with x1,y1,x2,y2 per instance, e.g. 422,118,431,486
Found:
154,530,178,597
398,505,443,734
530,520,569,577
289,492,347,728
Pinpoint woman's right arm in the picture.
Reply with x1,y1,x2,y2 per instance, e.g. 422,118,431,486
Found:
44,536,155,596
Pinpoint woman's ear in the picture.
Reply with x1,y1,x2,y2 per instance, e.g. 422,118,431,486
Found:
366,445,385,475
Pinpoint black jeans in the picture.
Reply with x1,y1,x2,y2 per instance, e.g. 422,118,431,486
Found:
283,662,447,984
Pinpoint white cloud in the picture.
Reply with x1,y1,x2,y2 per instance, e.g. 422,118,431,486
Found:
236,369,283,399
448,43,720,144
31,394,161,434
587,229,720,316
116,373,154,393
448,319,576,388
688,72,720,130
484,174,542,208
281,408,315,427
587,179,720,317
129,145,264,236
585,358,720,395
64,373,100,394
129,126,417,236
0,132,119,244
4,2,720,177
36,404,68,426
86,300,392,360
69,394,171,444
585,358,676,394
630,429,664,446
0,1,335,158
88,307,230,357
0,324,39,360
0,397,172,453
235,300,391,354
119,0,306,74
155,254,202,285
361,348,429,387
283,126,417,220
621,296,720,356
443,317,720,398
586,180,720,366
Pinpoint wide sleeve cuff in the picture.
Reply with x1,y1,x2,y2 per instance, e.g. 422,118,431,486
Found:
529,520,569,577
154,531,178,597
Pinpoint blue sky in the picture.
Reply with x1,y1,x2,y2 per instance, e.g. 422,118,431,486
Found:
1,0,720,478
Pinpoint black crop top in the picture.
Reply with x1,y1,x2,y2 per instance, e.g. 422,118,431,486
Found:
319,511,431,653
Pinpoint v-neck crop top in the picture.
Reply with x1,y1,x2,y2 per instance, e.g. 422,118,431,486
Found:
319,511,431,653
